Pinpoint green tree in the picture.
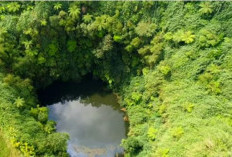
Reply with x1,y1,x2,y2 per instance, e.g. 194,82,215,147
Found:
181,31,195,44
173,30,195,44
6,2,20,13
147,127,158,141
22,40,32,50
135,22,157,37
83,14,93,23
40,19,47,26
199,2,213,14
54,3,62,10
14,97,25,108
68,5,80,19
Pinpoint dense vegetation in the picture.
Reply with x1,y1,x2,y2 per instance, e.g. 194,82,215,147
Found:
0,1,232,156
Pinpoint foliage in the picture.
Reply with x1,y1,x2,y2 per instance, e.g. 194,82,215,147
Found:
83,13,93,23
0,1,232,157
67,40,77,53
172,127,184,139
68,5,80,19
147,127,157,141
14,97,25,109
173,30,195,44
199,2,213,15
54,3,62,11
0,132,20,157
198,29,223,48
93,35,113,58
6,2,20,13
0,74,68,156
135,21,157,37
121,137,143,155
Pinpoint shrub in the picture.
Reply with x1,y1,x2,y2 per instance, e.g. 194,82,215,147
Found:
14,97,25,109
183,103,195,113
147,127,158,141
121,137,143,154
135,21,157,37
172,127,184,139
199,2,213,15
159,65,171,76
198,29,223,48
173,30,195,44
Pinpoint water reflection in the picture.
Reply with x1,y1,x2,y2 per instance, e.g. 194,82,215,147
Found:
38,79,113,107
38,79,127,157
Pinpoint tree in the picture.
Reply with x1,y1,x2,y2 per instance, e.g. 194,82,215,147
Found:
147,127,158,141
68,5,80,19
181,31,195,44
83,13,93,23
40,19,47,26
67,40,77,53
199,2,213,14
14,97,25,108
89,15,109,31
135,22,157,37
93,35,113,58
22,40,32,50
6,2,20,13
54,3,62,10
198,29,222,48
173,30,195,44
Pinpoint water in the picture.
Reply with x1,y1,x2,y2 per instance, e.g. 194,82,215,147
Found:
38,79,127,157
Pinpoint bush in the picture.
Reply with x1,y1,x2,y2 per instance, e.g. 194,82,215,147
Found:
121,137,143,154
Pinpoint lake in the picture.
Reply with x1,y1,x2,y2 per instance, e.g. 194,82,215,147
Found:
38,78,128,157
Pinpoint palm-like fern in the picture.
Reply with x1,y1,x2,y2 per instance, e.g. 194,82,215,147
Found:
94,16,107,31
68,5,80,19
199,2,213,14
54,3,62,11
83,14,93,23
173,30,195,44
181,31,195,44
14,97,25,108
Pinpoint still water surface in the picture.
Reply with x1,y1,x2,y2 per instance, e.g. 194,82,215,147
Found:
38,79,127,157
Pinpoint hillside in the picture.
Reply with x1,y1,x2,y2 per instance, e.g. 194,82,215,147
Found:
0,1,232,157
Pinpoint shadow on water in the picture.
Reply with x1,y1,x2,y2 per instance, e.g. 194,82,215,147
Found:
38,77,118,109
37,76,128,157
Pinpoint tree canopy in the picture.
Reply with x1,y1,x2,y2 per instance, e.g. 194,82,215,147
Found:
0,1,232,157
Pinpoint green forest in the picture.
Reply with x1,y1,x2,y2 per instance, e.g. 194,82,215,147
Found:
0,1,232,157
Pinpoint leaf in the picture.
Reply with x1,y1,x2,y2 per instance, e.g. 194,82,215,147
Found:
54,3,62,10
14,97,25,108
68,5,80,19
199,2,213,14
67,40,77,53
147,127,158,140
135,22,157,37
40,19,47,26
7,2,20,13
181,31,195,44
83,14,93,23
22,40,32,50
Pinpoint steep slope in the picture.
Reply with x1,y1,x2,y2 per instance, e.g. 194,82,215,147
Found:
0,1,231,157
